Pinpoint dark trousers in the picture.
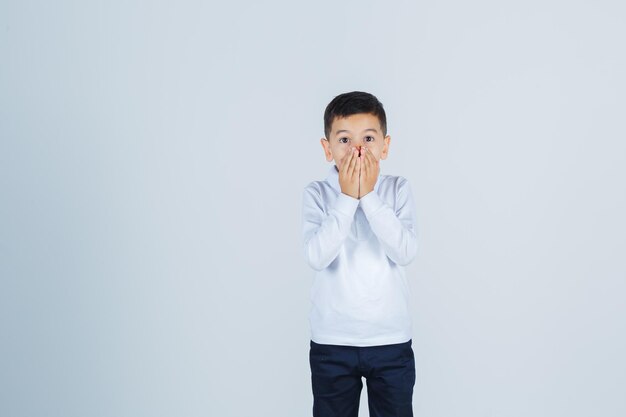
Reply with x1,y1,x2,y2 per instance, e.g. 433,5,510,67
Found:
309,339,415,417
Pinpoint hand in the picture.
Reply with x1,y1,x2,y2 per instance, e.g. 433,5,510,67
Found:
338,147,361,199
358,146,379,199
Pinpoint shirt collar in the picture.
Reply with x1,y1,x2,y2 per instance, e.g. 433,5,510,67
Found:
324,163,383,195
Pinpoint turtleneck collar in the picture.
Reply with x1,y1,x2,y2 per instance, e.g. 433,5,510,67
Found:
324,163,383,195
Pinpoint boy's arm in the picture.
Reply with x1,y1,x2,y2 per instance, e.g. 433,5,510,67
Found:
359,177,418,266
301,186,359,271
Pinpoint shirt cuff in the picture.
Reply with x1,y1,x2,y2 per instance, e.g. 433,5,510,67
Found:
334,192,360,217
359,190,384,216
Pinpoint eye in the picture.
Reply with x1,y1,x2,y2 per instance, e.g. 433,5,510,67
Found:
365,136,375,142
339,137,350,144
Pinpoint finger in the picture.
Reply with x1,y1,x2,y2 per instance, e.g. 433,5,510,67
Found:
342,147,355,174
367,148,378,170
365,147,373,163
365,148,375,172
348,148,358,178
362,150,368,177
352,149,361,181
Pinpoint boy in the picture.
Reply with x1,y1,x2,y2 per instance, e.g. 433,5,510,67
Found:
301,91,419,417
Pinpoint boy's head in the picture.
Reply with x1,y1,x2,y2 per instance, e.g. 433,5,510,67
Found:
321,91,391,168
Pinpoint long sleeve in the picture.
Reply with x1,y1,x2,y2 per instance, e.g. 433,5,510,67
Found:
359,177,418,266
301,186,360,271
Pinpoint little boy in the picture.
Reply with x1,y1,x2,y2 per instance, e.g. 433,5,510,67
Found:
301,91,419,417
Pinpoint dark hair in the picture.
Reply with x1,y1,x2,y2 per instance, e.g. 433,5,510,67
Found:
323,91,387,139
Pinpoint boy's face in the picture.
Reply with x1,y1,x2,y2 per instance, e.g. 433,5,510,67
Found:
320,113,391,168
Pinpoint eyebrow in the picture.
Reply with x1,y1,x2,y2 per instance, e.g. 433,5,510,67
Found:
334,128,379,135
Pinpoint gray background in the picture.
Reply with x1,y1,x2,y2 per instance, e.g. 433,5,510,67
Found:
1,1,625,416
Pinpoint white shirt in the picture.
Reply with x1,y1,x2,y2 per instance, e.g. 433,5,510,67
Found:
301,164,419,346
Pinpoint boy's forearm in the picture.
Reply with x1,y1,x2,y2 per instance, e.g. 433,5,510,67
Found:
302,191,359,271
359,182,418,266
303,217,350,271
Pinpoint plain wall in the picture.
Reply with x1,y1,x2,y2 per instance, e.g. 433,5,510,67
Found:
1,1,625,416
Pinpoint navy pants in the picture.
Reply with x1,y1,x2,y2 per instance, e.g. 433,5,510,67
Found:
309,339,415,417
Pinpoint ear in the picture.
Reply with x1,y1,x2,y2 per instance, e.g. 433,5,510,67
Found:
320,137,333,162
380,135,391,160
